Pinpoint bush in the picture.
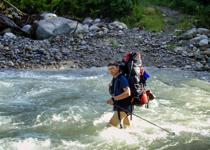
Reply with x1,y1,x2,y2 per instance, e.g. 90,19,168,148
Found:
8,0,134,19
122,4,164,32
141,0,210,28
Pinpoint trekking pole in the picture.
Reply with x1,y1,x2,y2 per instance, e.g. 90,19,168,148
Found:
114,104,176,135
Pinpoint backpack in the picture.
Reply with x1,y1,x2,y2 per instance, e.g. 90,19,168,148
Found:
120,52,155,106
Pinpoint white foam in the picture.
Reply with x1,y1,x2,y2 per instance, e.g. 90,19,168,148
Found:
35,110,86,127
0,138,51,150
93,112,112,126
26,88,52,97
0,81,13,88
59,140,88,150
99,127,140,145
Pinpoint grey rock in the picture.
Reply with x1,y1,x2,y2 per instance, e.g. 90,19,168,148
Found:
94,18,101,23
40,12,57,20
182,50,188,57
81,40,87,45
190,35,208,44
36,17,82,39
194,62,204,70
96,31,104,36
83,17,93,24
181,28,197,39
194,51,204,60
89,25,100,32
174,46,186,53
199,39,208,47
188,52,194,57
76,24,89,33
3,32,16,39
119,49,125,53
197,28,210,35
0,13,20,30
207,58,210,63
21,25,32,34
118,30,124,35
109,21,128,30
184,65,192,69
102,27,109,34
8,61,14,67
12,12,21,19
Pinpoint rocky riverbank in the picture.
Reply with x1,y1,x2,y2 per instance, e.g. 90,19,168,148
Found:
0,12,210,71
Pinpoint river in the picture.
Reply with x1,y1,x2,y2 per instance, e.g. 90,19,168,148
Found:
0,67,210,150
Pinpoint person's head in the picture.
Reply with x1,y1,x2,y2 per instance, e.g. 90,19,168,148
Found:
108,62,120,77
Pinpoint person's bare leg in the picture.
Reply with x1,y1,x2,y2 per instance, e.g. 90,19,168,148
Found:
107,111,131,128
107,111,119,127
120,112,131,127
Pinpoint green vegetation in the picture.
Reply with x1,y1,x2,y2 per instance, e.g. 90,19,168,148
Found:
109,39,119,49
177,16,195,30
8,0,134,19
142,0,210,28
6,0,210,31
122,5,164,32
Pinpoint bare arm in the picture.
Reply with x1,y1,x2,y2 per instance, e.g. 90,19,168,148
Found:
113,87,131,101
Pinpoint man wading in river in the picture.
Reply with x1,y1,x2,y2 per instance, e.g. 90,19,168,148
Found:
106,62,133,128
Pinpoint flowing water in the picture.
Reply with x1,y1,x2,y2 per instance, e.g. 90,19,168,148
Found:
0,67,210,150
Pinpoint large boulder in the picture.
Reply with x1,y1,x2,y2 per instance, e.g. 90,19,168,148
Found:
35,17,86,39
197,28,209,35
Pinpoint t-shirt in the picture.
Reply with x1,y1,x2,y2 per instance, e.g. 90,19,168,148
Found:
113,75,129,96
112,74,132,112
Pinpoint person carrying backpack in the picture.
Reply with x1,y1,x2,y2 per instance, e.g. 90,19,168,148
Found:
106,62,133,128
106,52,155,129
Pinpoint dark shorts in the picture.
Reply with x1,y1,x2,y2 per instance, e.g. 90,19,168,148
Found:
113,104,133,114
